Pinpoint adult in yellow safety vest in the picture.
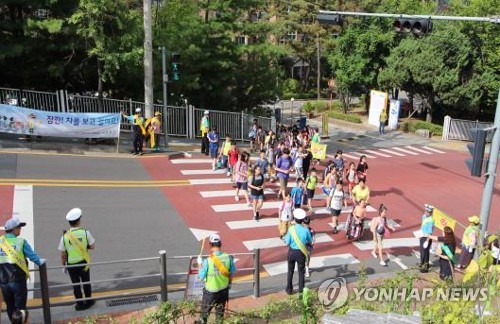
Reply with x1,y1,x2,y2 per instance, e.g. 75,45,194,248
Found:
419,204,435,273
200,110,210,156
0,217,45,321
283,208,312,295
457,215,480,270
58,208,96,311
196,234,236,324
121,108,146,155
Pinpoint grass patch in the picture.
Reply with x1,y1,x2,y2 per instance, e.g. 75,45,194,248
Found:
328,111,363,124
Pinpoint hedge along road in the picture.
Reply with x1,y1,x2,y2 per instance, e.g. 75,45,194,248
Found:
0,152,201,302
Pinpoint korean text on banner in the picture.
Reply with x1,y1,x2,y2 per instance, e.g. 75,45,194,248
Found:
388,100,401,130
184,257,204,301
311,142,327,159
0,104,120,138
368,90,388,127
433,208,457,231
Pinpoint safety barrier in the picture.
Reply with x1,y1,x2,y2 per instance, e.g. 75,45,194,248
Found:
0,87,274,141
442,115,494,141
26,249,260,323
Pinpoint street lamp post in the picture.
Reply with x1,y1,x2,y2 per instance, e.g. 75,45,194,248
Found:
291,97,295,126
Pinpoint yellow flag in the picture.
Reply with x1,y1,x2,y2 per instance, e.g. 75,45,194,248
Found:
433,207,457,231
311,142,327,159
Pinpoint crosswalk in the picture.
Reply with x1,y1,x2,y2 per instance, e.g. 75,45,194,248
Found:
327,145,445,160
171,145,446,276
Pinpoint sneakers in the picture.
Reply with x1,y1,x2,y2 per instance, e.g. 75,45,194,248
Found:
305,266,310,278
234,195,240,202
226,171,231,177
85,299,96,309
332,227,338,234
75,302,86,311
247,202,253,207
255,211,260,220
380,260,387,266
212,165,216,171
371,251,377,259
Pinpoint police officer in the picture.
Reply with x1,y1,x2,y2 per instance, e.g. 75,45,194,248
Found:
0,217,45,321
419,204,435,273
58,208,96,311
283,208,312,295
197,234,236,324
200,110,210,156
121,108,146,155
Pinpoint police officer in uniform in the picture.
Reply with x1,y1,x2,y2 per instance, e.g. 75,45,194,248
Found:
200,110,210,156
419,204,435,273
122,108,146,155
0,217,45,321
197,234,236,324
58,208,96,311
283,208,312,295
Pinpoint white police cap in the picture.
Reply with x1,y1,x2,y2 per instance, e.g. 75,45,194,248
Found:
209,233,221,243
293,208,306,220
66,208,82,221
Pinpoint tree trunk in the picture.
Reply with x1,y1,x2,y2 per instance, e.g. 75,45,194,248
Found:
97,57,104,113
143,0,154,119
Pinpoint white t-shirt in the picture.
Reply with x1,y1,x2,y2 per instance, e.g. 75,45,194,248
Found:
294,154,303,168
58,228,96,251
280,202,293,222
330,189,345,210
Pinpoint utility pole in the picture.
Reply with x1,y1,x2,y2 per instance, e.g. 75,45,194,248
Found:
160,47,169,149
478,90,500,246
316,33,321,100
143,0,154,119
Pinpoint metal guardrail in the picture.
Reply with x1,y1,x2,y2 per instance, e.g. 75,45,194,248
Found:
442,115,494,141
1,87,274,141
29,249,260,323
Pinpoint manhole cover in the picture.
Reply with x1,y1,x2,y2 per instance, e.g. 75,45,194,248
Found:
106,295,158,307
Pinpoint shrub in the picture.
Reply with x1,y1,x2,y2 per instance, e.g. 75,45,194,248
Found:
400,120,443,136
303,100,329,113
328,111,363,124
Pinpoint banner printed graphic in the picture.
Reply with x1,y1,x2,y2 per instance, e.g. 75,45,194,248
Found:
0,104,120,138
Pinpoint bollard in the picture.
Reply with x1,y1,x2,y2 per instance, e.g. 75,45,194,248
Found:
253,249,260,298
39,263,52,323
159,250,168,302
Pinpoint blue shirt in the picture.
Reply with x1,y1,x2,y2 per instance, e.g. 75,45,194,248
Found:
198,251,236,280
283,224,312,250
207,132,219,147
420,215,434,235
257,157,269,173
4,233,43,266
276,156,292,179
290,187,304,204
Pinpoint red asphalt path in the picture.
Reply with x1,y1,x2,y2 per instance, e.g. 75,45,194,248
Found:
0,186,14,226
141,150,500,272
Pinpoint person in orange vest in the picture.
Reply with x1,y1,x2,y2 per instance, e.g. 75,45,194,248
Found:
121,108,146,155
0,217,45,321
196,234,236,324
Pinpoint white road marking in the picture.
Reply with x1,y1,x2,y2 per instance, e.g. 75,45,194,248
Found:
171,159,211,164
189,178,232,185
346,151,376,159
226,218,279,230
386,253,408,270
341,153,359,160
405,146,432,155
421,146,446,154
363,150,391,158
353,237,419,250
181,169,226,175
212,201,281,212
243,233,332,250
263,253,360,276
200,188,275,198
391,147,419,155
379,149,405,157
315,205,377,215
12,185,35,299
412,249,421,259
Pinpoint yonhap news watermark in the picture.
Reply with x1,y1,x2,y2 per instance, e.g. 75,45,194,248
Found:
318,277,489,311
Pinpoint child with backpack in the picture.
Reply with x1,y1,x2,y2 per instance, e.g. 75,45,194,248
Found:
278,193,293,238
290,179,305,209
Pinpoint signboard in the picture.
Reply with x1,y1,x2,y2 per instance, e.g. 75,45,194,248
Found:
368,90,388,127
388,99,400,130
433,208,457,231
311,142,327,159
184,257,204,301
0,104,121,138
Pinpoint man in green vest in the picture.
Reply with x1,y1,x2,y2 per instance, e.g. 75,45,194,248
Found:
419,204,435,273
58,207,96,311
283,208,312,295
457,215,480,270
200,110,210,156
196,234,236,324
0,217,45,321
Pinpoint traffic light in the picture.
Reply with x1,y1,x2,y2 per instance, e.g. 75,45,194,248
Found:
170,53,180,81
466,128,488,177
316,13,342,25
393,18,432,35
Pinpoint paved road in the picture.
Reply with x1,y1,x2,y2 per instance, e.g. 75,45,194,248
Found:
1,124,499,322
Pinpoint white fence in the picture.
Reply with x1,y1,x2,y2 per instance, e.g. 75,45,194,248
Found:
442,115,494,141
0,87,273,141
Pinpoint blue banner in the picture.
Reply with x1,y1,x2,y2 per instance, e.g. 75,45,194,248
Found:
0,104,121,138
